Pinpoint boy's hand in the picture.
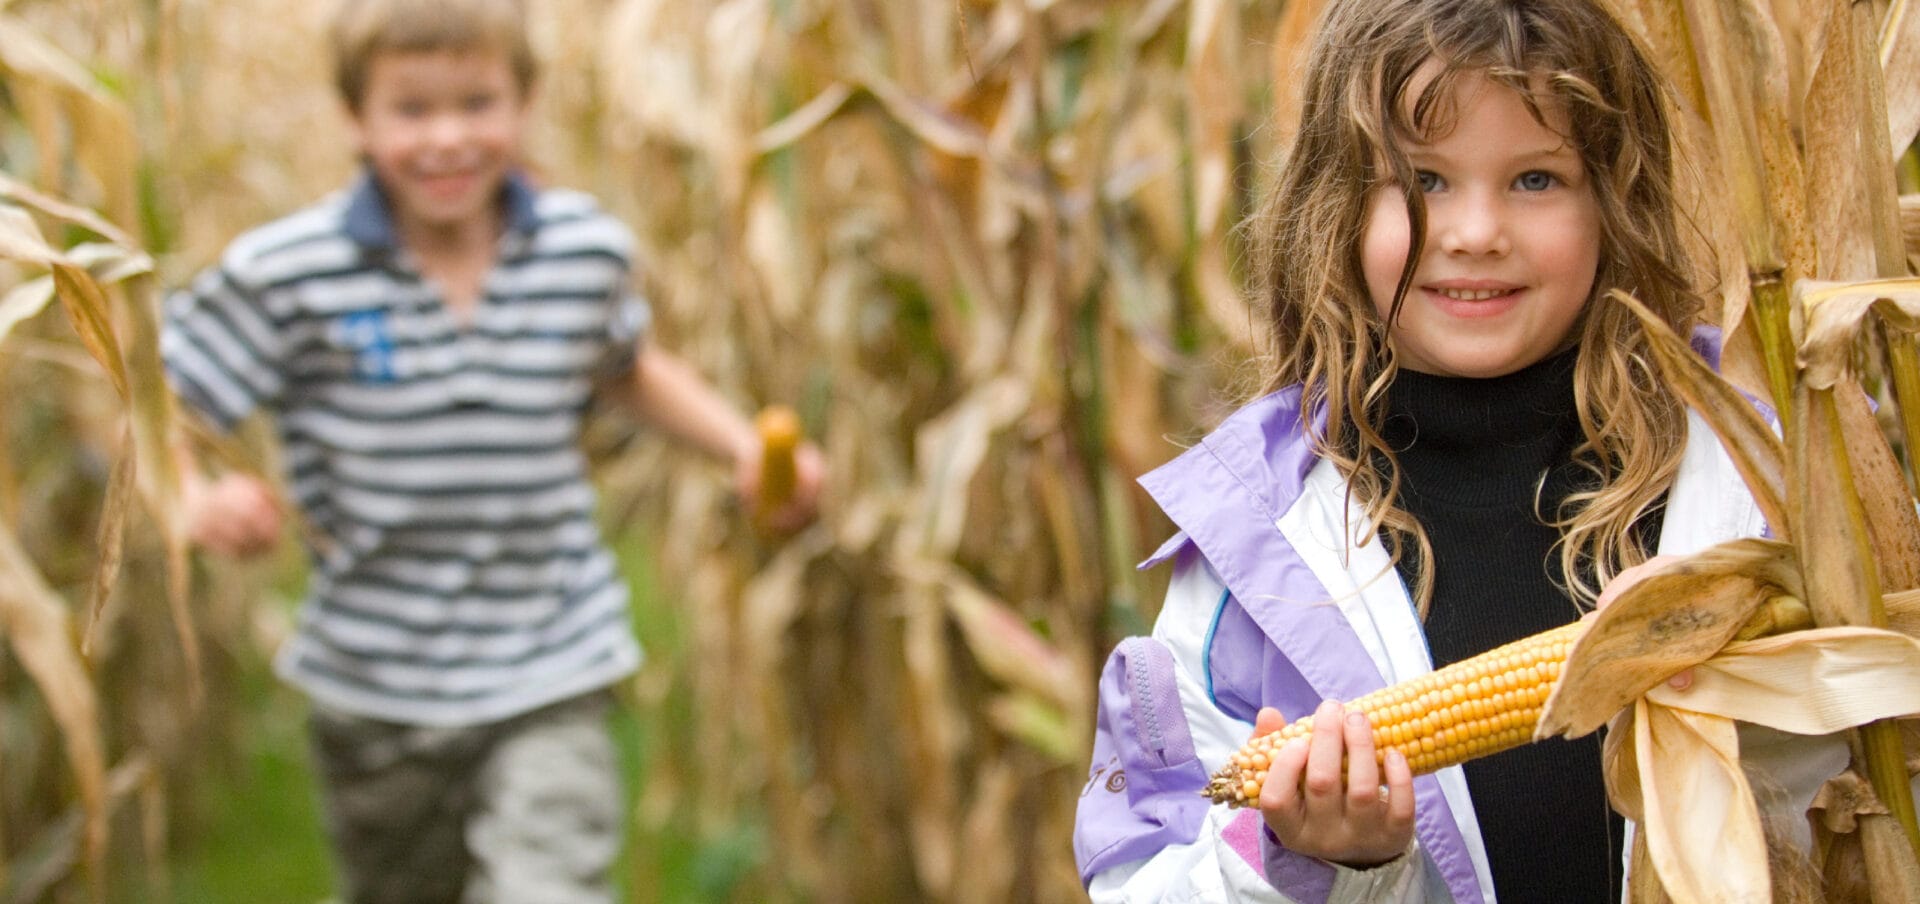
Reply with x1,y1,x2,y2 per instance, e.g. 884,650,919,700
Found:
735,440,824,533
183,473,284,558
1256,701,1415,868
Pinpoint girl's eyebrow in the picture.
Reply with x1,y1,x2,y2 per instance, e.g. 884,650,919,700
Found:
1405,143,1580,165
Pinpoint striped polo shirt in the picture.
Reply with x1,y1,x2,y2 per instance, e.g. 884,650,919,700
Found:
162,172,648,726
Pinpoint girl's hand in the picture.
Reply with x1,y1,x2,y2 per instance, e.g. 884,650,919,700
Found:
1593,555,1693,691
183,473,283,558
1255,700,1416,868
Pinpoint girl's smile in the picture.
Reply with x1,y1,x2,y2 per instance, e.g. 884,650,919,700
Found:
1361,66,1601,378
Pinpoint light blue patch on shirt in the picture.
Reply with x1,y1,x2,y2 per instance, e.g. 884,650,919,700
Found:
335,310,396,382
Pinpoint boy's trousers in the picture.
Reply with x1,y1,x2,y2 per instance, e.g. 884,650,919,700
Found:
308,690,622,904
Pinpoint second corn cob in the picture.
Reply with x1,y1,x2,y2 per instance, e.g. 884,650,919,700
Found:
1203,620,1585,808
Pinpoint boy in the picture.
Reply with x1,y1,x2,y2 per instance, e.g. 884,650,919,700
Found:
161,0,822,900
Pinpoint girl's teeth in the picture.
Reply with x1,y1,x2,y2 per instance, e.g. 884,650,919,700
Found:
1437,288,1514,301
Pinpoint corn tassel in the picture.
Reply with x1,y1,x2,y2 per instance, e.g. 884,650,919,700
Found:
1204,621,1585,807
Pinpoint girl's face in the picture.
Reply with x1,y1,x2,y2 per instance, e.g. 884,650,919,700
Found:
1361,67,1601,378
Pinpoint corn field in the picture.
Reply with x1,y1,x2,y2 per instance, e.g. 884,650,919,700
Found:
0,0,1917,902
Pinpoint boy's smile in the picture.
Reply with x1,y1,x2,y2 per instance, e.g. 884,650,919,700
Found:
349,48,527,242
1361,67,1601,379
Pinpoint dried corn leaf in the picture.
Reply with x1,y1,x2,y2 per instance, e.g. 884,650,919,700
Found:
1613,291,1791,537
1889,588,1920,636
0,173,135,248
1540,537,1797,739
1185,0,1236,240
1682,0,1786,273
1820,826,1875,902
867,73,989,158
985,691,1076,764
1267,0,1326,159
68,99,141,230
1792,383,1884,628
80,429,134,656
0,16,139,227
52,262,130,400
1742,0,1818,279
0,521,107,881
1886,0,1920,154
1602,705,1645,821
108,268,201,703
1798,277,1920,389
0,200,60,263
1833,386,1920,593
751,82,856,155
1644,626,1920,733
1813,769,1883,834
1628,830,1675,904
1604,0,1706,112
952,761,1020,904
1632,700,1771,903
0,16,111,108
1862,812,1920,901
937,567,1079,711
1805,0,1875,281
0,275,55,345
15,74,60,197
901,375,1029,560
65,243,153,285
1186,0,1250,348
901,585,960,894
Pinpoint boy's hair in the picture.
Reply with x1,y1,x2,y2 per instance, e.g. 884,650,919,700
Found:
1248,0,1701,611
329,0,537,111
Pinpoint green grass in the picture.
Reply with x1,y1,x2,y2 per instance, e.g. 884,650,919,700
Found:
158,676,332,903
140,535,762,903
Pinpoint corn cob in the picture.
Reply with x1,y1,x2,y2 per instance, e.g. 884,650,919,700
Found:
1204,620,1585,808
754,405,800,526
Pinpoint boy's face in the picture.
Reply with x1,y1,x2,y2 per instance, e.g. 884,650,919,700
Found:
349,48,528,236
1360,66,1601,379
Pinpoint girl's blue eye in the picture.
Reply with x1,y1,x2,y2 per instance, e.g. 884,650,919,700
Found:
1415,171,1444,192
1515,171,1556,191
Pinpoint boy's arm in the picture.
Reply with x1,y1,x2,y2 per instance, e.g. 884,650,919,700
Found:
629,345,759,465
162,254,290,558
627,345,822,530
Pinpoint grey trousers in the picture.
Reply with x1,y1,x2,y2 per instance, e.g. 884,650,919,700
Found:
308,691,622,904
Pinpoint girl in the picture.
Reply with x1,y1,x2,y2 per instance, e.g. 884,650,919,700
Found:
1073,0,1842,901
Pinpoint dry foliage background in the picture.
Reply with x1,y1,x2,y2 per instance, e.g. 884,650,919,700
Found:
0,0,1915,902
3,0,1271,899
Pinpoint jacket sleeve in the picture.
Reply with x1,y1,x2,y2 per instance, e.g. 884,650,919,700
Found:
1075,551,1450,903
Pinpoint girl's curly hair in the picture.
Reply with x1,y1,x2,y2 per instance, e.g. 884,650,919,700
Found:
1247,0,1701,612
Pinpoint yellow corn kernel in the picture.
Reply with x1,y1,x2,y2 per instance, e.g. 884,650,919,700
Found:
1201,621,1586,808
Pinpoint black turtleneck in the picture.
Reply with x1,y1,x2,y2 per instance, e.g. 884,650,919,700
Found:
1379,349,1627,904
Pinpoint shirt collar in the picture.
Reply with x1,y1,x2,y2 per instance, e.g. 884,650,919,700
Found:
342,167,541,251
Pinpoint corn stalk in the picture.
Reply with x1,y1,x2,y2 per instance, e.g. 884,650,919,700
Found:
1600,1,1920,897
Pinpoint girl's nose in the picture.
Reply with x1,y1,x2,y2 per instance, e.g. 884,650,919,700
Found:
1435,192,1510,256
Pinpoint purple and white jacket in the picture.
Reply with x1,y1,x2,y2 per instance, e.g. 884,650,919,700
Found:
1072,338,1841,902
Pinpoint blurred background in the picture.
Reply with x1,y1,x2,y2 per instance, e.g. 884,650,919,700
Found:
1,0,1275,900
2,0,1916,902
